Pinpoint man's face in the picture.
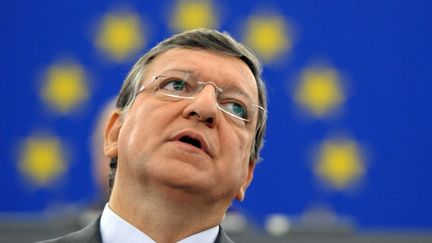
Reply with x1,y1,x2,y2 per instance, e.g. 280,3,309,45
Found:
105,48,259,204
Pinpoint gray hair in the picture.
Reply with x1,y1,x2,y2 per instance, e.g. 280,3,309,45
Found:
109,28,267,191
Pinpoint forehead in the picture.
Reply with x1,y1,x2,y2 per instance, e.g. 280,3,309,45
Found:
145,48,259,101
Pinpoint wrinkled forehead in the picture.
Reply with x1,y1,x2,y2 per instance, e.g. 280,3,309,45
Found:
144,48,259,102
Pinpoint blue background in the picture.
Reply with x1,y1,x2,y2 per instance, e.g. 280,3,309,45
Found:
1,0,431,230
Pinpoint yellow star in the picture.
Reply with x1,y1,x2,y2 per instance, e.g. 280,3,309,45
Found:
244,15,291,62
294,67,345,118
95,11,145,62
41,61,89,114
314,139,365,189
18,135,67,186
170,0,218,32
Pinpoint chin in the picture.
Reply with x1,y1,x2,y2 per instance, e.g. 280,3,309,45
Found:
153,165,211,190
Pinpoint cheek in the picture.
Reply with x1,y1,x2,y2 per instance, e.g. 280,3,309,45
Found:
219,126,253,175
117,103,161,155
116,116,147,165
234,129,254,158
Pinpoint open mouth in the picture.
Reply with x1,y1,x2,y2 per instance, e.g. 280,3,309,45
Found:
178,136,202,149
171,131,211,157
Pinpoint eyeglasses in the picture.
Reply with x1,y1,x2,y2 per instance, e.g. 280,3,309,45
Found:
136,70,264,123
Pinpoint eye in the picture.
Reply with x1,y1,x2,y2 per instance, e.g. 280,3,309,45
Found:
160,79,187,91
222,101,248,120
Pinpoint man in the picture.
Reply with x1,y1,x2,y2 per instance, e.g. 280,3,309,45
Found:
39,28,267,243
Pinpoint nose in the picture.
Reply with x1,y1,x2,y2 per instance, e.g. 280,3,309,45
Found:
182,84,219,128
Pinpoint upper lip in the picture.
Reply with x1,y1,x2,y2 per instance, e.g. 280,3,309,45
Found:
170,130,213,157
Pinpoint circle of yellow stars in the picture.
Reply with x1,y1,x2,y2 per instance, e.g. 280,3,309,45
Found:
19,2,369,193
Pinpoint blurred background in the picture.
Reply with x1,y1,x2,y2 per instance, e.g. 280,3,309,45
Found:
1,0,431,242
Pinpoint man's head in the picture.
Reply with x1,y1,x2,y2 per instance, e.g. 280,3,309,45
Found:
104,28,267,204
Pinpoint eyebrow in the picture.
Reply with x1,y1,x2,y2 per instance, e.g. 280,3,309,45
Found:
162,68,194,75
220,83,255,103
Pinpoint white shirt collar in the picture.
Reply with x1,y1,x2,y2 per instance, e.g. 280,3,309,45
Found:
100,204,219,243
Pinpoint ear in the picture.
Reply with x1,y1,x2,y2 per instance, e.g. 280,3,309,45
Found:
104,110,122,158
235,159,256,202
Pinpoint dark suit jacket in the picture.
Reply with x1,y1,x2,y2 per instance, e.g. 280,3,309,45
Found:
36,217,234,243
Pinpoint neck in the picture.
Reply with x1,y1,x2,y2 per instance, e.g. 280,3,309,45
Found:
109,181,228,243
